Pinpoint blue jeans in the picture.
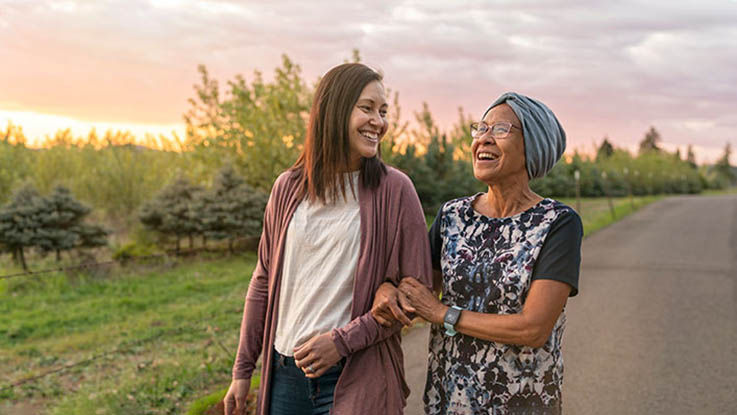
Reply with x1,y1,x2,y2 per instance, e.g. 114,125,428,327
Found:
269,349,344,415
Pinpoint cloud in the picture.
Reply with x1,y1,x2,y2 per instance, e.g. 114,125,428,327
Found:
0,0,735,161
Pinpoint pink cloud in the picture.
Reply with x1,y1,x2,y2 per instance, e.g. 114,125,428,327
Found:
0,0,735,163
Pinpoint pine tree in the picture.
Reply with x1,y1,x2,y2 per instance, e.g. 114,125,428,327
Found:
139,199,165,237
596,137,615,161
35,186,92,261
140,176,202,253
713,142,736,184
200,165,267,253
75,224,108,250
686,145,697,169
0,185,44,270
639,127,662,154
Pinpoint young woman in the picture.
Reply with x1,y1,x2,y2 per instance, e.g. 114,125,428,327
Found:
223,63,432,415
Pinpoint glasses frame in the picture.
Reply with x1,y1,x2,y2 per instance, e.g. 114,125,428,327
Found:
470,121,520,140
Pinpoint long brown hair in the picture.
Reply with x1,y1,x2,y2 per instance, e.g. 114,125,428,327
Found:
292,63,387,204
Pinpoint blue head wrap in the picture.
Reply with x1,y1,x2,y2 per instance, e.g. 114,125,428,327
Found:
482,92,566,179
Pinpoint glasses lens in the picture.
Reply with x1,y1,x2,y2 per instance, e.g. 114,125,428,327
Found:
491,122,511,138
471,122,488,138
470,122,480,137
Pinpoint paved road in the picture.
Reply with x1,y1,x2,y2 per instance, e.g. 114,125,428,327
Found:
401,195,737,414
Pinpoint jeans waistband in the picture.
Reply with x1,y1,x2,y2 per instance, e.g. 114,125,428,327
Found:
273,349,298,367
273,348,346,370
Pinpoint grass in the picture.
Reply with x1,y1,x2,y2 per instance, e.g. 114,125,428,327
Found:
186,387,228,415
186,377,260,415
701,186,737,196
0,254,258,415
0,193,669,414
557,195,662,237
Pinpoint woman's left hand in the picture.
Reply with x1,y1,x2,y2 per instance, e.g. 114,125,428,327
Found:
399,277,447,325
293,332,342,378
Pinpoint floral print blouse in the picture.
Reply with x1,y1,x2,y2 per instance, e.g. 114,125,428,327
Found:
425,195,583,415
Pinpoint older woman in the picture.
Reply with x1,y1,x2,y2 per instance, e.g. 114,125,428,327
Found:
373,92,582,414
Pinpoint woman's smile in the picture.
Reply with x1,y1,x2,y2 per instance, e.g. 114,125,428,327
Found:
359,129,380,143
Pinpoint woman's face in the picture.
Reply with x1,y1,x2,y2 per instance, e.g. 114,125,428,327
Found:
348,80,388,170
472,103,527,184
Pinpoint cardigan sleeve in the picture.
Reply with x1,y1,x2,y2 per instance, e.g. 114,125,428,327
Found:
331,171,433,357
231,174,284,379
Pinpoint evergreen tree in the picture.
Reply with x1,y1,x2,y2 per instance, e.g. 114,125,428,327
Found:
639,126,662,154
75,223,108,250
200,165,268,253
35,186,92,261
139,199,166,238
686,145,697,169
596,137,615,161
0,185,44,270
139,176,202,253
713,142,736,185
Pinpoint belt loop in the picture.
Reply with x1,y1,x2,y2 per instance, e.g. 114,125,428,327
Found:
274,348,287,367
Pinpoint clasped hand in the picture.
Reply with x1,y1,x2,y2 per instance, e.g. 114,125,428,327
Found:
293,332,342,378
371,277,447,327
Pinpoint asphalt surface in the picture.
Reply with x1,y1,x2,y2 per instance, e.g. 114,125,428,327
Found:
401,194,737,415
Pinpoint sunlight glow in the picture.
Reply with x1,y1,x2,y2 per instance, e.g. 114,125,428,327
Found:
0,109,186,148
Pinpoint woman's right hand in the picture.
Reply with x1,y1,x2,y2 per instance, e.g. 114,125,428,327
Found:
224,378,250,415
371,282,415,327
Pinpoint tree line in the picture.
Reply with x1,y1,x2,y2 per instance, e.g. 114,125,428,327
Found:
1,52,736,266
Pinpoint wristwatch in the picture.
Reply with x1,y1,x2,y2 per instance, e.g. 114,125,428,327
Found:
443,306,463,336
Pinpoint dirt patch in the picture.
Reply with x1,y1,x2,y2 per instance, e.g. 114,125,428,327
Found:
0,400,47,415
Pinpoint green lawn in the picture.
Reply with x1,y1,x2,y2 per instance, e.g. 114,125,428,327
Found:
557,195,662,236
0,254,257,415
0,194,666,415
701,186,737,196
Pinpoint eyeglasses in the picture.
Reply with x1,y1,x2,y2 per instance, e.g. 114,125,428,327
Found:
470,121,520,140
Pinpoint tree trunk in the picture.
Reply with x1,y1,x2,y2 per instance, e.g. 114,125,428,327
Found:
176,237,181,255
188,234,194,250
56,249,61,262
18,247,28,271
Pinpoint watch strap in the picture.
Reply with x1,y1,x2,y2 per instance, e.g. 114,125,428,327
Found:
443,305,463,336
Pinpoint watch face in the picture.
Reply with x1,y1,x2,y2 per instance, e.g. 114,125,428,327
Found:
444,306,462,326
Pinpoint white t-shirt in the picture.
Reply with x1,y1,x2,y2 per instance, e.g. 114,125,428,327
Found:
273,172,361,356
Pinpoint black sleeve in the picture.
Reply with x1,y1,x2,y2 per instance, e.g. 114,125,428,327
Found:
531,209,583,297
428,204,444,270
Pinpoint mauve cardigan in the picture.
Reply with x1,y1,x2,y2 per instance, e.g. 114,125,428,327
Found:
232,166,433,415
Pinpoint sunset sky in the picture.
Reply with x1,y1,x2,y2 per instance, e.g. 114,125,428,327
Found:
1,0,736,163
